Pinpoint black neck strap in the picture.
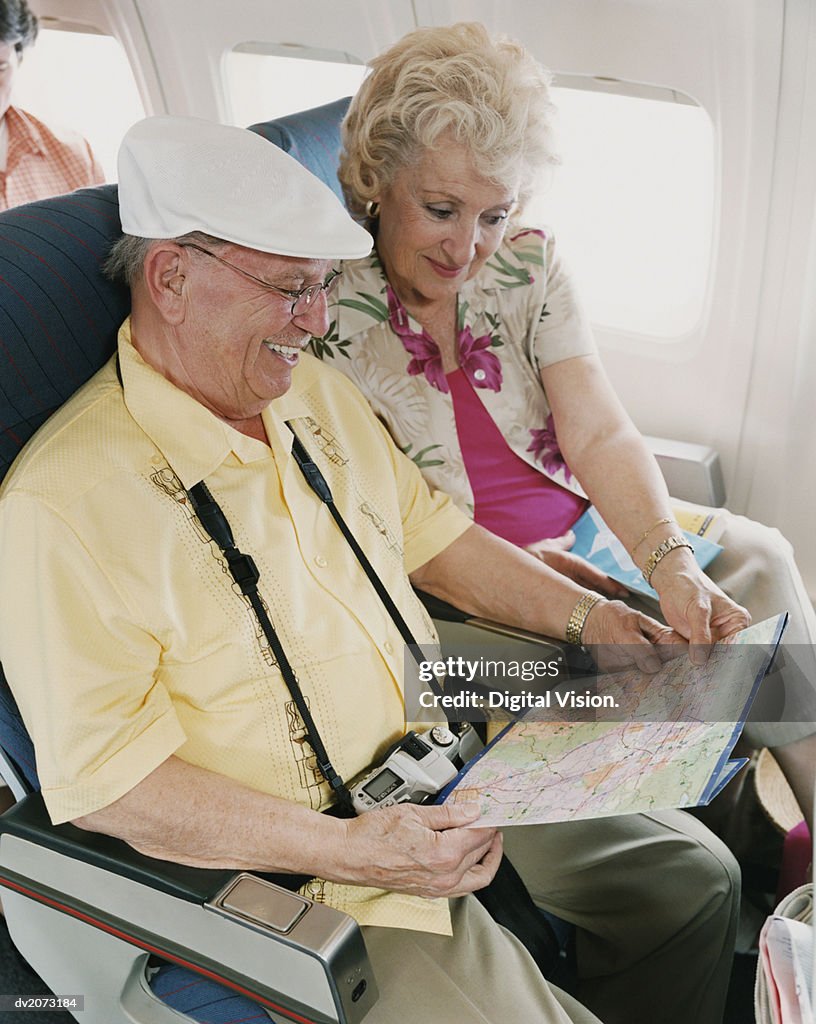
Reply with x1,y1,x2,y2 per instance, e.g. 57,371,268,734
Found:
187,480,355,814
288,426,434,674
187,421,454,810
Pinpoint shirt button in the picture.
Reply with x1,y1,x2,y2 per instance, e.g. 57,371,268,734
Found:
314,555,328,568
384,640,395,655
473,368,486,382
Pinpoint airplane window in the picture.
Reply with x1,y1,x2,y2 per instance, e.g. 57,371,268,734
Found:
12,28,146,182
225,49,367,125
526,84,715,340
225,53,713,344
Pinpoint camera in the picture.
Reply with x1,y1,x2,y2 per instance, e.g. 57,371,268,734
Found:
350,726,462,814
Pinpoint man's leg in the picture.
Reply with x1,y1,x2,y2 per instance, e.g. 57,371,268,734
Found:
150,895,599,1024
502,810,740,1024
360,895,600,1024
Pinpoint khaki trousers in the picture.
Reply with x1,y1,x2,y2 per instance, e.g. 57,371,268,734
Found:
361,894,600,1024
361,810,739,1024
700,507,816,746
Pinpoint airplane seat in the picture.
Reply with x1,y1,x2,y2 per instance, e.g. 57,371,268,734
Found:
0,672,37,800
248,96,352,203
0,185,128,481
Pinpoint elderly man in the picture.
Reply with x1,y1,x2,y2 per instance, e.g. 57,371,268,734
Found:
0,117,739,1024
0,0,104,209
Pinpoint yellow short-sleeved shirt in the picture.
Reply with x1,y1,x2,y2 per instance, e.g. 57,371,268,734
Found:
0,319,471,933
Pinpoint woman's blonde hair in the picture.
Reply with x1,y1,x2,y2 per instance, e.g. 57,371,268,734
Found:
339,22,558,219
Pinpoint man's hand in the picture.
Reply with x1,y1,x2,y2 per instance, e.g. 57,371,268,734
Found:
581,599,686,673
525,532,629,599
333,802,502,898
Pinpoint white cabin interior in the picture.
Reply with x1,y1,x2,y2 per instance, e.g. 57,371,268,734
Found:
17,0,816,597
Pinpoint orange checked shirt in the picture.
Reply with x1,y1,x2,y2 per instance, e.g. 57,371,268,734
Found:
0,106,104,210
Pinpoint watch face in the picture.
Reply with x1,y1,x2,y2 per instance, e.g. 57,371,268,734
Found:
362,767,403,801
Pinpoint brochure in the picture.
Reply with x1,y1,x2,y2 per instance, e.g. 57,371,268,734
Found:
570,505,723,600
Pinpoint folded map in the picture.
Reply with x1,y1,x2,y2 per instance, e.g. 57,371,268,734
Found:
439,614,787,827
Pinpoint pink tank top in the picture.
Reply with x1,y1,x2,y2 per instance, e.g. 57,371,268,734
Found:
447,369,588,547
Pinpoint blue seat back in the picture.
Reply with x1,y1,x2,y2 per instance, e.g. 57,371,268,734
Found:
0,100,350,795
248,97,350,203
0,186,128,481
0,187,127,792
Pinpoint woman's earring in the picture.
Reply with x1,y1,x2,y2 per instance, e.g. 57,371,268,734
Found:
365,199,380,219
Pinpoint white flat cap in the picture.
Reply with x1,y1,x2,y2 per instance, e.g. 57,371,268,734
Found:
117,115,372,260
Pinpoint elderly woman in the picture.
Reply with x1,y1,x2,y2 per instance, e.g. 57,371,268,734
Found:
317,20,815,786
311,20,815,1023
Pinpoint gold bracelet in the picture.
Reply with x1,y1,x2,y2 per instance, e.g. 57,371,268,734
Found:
565,593,603,646
642,535,694,586
631,516,673,555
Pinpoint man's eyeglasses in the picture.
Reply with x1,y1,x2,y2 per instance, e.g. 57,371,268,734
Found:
182,243,341,315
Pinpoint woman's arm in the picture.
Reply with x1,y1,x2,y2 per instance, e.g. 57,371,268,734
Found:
542,353,750,651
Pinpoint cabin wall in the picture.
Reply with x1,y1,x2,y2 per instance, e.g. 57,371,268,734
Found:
23,0,816,598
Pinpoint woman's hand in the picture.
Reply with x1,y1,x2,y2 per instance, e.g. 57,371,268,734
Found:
525,531,628,598
651,556,751,662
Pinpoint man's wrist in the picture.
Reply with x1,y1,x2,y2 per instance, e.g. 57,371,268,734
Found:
565,592,604,645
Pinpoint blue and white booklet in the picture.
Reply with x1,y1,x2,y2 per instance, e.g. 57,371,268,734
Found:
570,505,723,600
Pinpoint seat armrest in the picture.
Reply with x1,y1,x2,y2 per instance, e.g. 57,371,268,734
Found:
645,435,726,506
0,795,377,1024
0,793,234,902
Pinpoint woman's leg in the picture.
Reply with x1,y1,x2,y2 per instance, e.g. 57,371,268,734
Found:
685,506,816,824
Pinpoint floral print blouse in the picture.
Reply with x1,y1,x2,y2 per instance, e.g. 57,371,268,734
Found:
310,228,597,518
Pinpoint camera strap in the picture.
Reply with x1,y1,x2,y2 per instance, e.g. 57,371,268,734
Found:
187,480,356,816
186,420,455,814
287,426,434,671
287,425,455,725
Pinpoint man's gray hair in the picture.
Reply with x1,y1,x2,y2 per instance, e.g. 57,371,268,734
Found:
103,231,229,287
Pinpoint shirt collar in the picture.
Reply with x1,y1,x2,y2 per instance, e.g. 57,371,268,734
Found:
118,317,314,489
4,106,46,159
332,239,530,343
